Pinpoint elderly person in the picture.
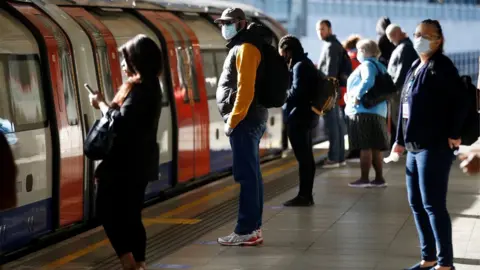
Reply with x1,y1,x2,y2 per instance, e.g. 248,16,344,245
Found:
344,39,389,188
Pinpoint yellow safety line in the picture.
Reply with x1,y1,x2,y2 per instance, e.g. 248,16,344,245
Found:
42,154,322,269
143,218,202,225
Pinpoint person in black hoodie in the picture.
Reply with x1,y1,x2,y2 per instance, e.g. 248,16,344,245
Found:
89,34,162,270
391,20,468,270
279,35,319,207
376,16,396,67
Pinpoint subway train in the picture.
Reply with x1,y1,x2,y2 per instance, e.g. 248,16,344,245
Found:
0,0,329,256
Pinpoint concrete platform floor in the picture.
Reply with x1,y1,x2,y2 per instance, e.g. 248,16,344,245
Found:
152,159,480,270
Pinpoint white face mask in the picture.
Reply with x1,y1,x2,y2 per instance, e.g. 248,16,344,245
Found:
221,23,238,40
357,51,365,63
413,37,432,55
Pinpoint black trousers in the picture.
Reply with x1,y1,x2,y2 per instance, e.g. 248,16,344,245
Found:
288,119,315,198
96,176,148,262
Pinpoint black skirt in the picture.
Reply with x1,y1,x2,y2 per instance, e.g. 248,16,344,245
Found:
347,113,389,151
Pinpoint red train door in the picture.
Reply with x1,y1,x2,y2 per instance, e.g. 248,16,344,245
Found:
9,3,84,227
156,12,210,178
138,10,210,182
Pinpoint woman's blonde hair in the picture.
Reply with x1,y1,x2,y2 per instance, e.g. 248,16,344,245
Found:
356,39,381,58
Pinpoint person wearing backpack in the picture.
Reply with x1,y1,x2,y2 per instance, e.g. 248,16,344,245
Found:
316,19,348,168
278,35,319,207
215,7,268,246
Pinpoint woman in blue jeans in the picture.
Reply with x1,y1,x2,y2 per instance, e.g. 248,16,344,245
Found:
391,20,469,270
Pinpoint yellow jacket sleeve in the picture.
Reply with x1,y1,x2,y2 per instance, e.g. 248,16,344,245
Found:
227,43,261,129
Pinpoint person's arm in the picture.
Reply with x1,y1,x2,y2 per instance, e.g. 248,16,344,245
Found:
105,87,146,137
395,102,405,146
286,61,311,105
445,64,469,140
388,47,406,91
227,43,261,129
353,62,376,101
325,44,341,77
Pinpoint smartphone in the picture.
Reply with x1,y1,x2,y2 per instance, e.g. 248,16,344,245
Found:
84,83,96,95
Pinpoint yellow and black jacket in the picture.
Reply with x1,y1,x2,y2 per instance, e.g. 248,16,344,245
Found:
216,29,268,129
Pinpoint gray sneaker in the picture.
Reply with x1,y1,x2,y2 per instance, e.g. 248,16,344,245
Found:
217,232,261,246
348,179,371,188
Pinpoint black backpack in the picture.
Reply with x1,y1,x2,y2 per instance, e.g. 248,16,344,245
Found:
256,43,289,108
361,60,397,108
460,75,480,146
311,71,339,115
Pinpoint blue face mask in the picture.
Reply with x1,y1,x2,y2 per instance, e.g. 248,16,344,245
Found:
413,37,431,55
221,23,238,40
357,51,365,63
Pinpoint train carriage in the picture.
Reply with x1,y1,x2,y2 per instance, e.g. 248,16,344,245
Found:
0,0,327,257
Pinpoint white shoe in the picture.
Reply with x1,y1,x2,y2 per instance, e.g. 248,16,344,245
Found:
217,232,261,246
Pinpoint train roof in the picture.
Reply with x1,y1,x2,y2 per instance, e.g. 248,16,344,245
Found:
14,0,265,17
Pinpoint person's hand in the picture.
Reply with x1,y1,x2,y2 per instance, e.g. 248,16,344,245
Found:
89,92,105,110
224,123,233,137
391,142,405,155
460,153,480,175
448,138,462,149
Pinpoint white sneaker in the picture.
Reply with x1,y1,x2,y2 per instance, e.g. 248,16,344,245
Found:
217,232,261,246
255,229,263,244
322,160,340,169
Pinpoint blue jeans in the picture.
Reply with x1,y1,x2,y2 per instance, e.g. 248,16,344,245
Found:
324,106,346,162
406,149,455,267
230,120,266,235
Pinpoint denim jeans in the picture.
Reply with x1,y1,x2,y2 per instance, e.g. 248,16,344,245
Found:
324,105,346,162
406,148,455,267
230,120,266,235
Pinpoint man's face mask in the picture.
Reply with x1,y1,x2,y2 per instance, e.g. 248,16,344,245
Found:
221,23,238,40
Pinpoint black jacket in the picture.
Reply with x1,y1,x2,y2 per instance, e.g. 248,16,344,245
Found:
396,51,469,151
285,53,319,127
387,37,419,91
376,17,395,66
96,79,162,182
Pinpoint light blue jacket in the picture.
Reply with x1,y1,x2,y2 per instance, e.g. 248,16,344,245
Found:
344,57,388,118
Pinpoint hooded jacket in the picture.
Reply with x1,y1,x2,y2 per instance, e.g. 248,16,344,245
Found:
216,27,268,129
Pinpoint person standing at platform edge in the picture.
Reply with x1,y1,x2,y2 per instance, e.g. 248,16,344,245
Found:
215,8,268,246
279,35,319,207
316,19,347,168
386,24,419,148
88,34,162,270
391,20,469,270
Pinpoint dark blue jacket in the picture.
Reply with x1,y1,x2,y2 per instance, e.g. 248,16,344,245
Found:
396,51,469,150
284,53,319,127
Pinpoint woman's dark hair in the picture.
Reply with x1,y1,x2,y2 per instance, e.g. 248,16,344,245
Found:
421,19,444,52
113,34,163,106
278,35,304,57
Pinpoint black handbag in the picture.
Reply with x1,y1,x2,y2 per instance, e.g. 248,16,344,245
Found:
84,114,116,160
361,60,397,108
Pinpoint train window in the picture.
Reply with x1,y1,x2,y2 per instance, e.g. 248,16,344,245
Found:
182,15,225,50
73,17,115,102
95,12,169,106
0,54,46,132
35,15,79,126
201,51,217,99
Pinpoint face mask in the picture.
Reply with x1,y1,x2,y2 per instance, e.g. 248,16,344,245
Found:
357,51,365,63
221,23,238,40
414,37,431,55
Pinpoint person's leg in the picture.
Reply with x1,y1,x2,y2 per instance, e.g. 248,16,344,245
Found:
218,122,262,245
284,121,315,206
417,149,454,268
370,149,387,187
337,106,346,163
323,107,340,166
130,181,148,266
256,124,266,235
406,151,438,269
349,149,372,187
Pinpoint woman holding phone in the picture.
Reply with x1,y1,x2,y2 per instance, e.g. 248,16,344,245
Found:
88,34,162,270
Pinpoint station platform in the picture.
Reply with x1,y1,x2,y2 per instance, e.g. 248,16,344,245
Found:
3,149,480,270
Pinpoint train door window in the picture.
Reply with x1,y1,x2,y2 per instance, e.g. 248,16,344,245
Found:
73,17,115,102
165,20,200,102
35,15,79,126
182,14,225,50
201,51,217,99
0,55,46,132
95,11,168,105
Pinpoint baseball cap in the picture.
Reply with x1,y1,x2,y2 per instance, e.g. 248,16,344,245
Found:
214,8,246,24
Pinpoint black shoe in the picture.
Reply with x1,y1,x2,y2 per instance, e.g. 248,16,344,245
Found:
404,262,437,270
283,196,314,207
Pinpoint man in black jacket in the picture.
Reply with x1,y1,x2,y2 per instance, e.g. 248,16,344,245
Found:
386,24,419,147
279,35,319,207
